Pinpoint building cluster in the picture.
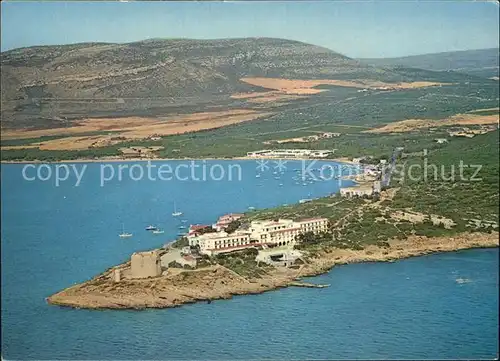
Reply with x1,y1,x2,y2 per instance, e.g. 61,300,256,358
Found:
448,126,496,138
265,132,342,145
148,134,163,141
304,132,341,141
119,146,164,158
124,214,329,280
246,149,333,159
214,213,244,231
341,161,384,198
288,132,341,143
340,180,381,197
187,214,329,256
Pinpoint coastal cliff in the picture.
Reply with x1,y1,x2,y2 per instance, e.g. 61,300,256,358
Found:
47,232,498,310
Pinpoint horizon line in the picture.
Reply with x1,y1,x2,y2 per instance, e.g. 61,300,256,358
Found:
1,36,499,59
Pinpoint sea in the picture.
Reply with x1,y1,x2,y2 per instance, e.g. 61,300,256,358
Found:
1,160,498,360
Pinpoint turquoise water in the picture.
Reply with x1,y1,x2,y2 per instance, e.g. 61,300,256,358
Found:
1,161,498,359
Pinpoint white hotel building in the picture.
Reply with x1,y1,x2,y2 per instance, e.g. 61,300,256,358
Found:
246,149,333,159
190,231,254,254
193,217,329,256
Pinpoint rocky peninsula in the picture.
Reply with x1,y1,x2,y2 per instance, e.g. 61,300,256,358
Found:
47,232,498,310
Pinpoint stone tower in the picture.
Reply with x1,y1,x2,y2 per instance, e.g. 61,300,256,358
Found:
130,250,162,279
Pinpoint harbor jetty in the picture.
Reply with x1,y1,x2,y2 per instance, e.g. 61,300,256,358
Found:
289,281,330,288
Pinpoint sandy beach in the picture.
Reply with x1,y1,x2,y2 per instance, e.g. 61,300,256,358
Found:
1,156,359,165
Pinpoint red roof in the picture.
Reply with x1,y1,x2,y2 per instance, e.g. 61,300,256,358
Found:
190,224,209,231
218,213,244,221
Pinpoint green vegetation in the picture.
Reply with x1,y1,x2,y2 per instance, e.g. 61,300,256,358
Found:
168,261,183,269
197,226,217,235
391,130,499,228
239,130,499,252
0,131,121,147
212,248,271,278
225,220,242,234
294,231,333,250
171,237,189,248
467,109,500,116
2,74,498,162
245,197,364,224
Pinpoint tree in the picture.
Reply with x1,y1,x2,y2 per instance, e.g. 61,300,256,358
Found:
296,231,319,245
198,226,217,235
225,220,241,234
172,237,189,248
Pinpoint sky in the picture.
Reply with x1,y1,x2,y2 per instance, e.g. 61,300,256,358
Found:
1,1,499,58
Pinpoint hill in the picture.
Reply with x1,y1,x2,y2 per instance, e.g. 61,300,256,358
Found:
1,38,374,129
359,48,499,79
1,38,484,131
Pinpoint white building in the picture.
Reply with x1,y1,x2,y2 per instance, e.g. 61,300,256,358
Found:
352,157,366,164
249,218,329,247
435,138,448,144
214,213,244,231
340,182,381,197
322,132,341,138
256,249,303,267
196,217,329,255
197,231,253,256
363,167,380,177
306,135,321,141
297,218,329,233
340,186,373,197
187,235,200,247
246,149,333,159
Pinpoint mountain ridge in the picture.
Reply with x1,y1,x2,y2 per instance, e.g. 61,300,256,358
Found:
0,37,374,129
1,38,491,130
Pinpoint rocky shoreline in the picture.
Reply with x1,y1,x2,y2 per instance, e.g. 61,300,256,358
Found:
46,232,498,310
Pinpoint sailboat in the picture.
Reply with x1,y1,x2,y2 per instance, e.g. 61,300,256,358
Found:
172,202,183,217
119,223,132,238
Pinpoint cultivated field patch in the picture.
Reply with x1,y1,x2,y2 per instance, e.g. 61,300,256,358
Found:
231,91,304,103
0,109,271,151
240,77,447,93
364,114,499,134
